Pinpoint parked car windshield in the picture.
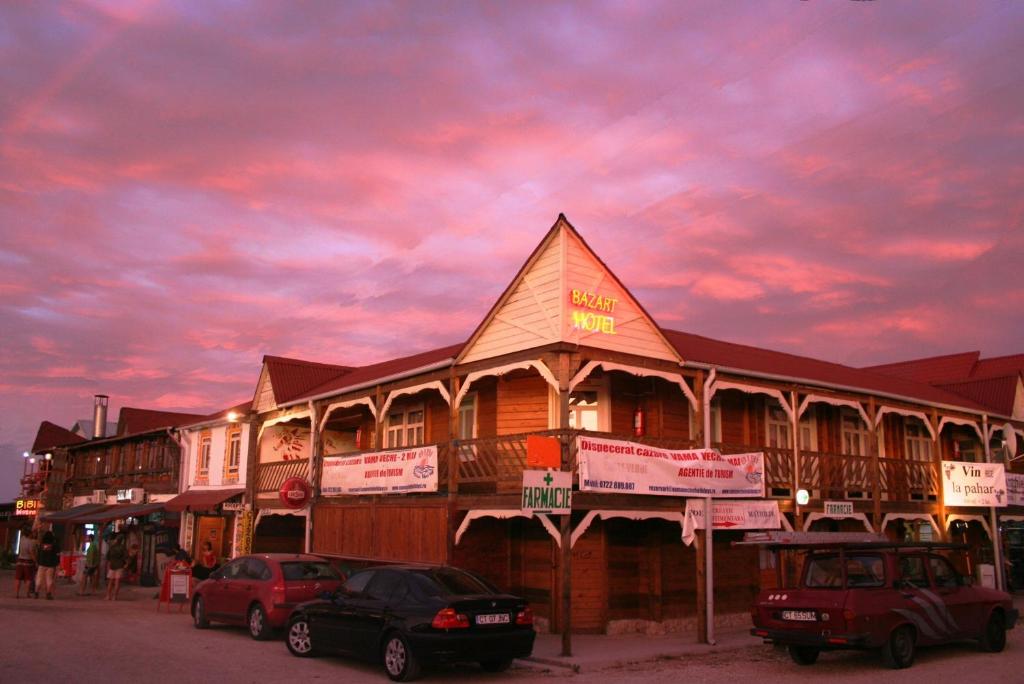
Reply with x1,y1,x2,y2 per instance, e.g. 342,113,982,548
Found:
281,561,342,581
408,568,498,597
804,553,885,588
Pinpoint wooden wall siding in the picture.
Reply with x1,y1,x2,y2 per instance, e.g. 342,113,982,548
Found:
659,382,691,439
451,515,511,590
712,531,760,614
253,365,275,413
460,231,563,364
660,522,698,618
426,394,449,443
312,502,446,564
475,378,498,438
568,517,608,633
562,230,679,362
496,374,550,435
510,518,556,621
719,391,747,445
606,518,652,620
609,373,636,435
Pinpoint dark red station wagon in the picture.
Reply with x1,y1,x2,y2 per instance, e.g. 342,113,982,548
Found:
750,541,1018,668
192,553,344,639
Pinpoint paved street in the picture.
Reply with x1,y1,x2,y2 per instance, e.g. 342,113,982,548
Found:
2,571,1023,683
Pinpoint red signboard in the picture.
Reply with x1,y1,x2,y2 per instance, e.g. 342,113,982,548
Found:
279,477,312,509
15,498,41,516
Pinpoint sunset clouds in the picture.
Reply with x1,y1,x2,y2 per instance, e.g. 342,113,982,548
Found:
2,1,1023,496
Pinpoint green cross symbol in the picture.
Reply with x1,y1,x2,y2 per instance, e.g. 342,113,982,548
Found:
543,473,553,486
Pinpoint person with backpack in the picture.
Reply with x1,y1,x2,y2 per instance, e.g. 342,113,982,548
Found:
34,530,60,600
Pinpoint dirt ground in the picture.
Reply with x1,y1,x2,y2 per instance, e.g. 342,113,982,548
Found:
2,570,1023,683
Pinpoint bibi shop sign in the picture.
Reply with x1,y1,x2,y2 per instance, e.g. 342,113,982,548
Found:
942,460,1007,507
576,435,765,498
322,445,438,495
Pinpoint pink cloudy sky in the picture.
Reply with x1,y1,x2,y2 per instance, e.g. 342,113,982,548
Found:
2,1,1023,498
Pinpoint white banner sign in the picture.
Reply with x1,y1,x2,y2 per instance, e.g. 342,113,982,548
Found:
322,446,438,495
576,436,765,498
941,460,1007,507
1006,472,1024,507
683,499,781,545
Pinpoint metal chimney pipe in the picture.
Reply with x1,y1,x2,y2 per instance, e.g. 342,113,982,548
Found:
93,395,109,438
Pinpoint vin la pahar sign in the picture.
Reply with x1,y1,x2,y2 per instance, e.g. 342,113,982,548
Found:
942,460,1007,507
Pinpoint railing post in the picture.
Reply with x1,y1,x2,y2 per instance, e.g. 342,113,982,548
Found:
557,353,573,657
869,399,881,530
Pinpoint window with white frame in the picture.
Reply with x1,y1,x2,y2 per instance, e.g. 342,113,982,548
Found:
904,421,932,462
457,394,477,462
841,409,869,456
766,405,790,449
197,434,211,478
766,404,817,451
567,377,609,432
689,399,722,443
225,429,242,477
386,405,424,448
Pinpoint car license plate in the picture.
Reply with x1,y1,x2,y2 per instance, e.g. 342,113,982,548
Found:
781,610,817,622
476,613,510,625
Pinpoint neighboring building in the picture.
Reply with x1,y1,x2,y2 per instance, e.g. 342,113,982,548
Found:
168,402,256,561
27,420,86,511
248,356,352,553
241,215,1023,636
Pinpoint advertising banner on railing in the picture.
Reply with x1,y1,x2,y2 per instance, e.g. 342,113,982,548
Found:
322,445,438,495
941,460,1007,507
682,499,782,545
576,435,765,498
1005,472,1024,507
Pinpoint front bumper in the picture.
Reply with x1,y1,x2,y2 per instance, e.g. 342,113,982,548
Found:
408,628,536,664
750,627,870,649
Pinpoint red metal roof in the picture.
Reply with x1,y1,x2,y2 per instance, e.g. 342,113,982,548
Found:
263,355,353,404
31,420,86,453
936,376,1020,416
661,329,989,411
117,407,209,436
292,343,464,403
863,352,981,384
971,354,1024,379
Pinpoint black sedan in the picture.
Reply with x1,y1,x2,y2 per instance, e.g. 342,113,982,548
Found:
284,564,535,681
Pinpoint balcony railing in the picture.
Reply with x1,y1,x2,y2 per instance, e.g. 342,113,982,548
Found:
312,430,942,506
256,459,311,494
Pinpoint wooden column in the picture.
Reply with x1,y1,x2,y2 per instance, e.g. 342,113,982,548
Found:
374,386,384,449
931,408,946,541
557,352,573,657
693,370,707,644
869,398,881,528
790,390,802,531
446,373,460,565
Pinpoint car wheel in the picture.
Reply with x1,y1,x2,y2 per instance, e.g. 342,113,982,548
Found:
286,616,316,657
248,603,272,641
382,633,421,682
787,645,819,666
980,612,1007,653
882,625,915,669
480,658,513,673
192,596,209,629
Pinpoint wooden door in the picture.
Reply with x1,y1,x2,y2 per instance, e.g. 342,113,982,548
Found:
195,515,227,559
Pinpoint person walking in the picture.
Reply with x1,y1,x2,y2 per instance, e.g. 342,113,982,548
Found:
14,530,37,598
78,534,100,596
34,530,59,600
105,535,127,600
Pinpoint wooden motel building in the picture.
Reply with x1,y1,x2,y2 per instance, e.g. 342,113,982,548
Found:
244,215,1024,637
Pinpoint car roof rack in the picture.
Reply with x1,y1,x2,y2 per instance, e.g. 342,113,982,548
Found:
734,530,968,551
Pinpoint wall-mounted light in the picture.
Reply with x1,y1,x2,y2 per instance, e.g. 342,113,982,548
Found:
22,451,30,459
226,411,239,422
796,489,810,506
29,457,36,464
45,453,52,461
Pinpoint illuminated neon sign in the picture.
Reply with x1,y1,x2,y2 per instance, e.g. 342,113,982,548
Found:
15,498,41,516
569,289,618,335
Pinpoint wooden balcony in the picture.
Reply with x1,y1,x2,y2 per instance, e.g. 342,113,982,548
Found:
256,459,311,494
314,431,940,507
68,468,178,495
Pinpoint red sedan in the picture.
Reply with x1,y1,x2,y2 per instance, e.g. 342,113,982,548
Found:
192,554,344,639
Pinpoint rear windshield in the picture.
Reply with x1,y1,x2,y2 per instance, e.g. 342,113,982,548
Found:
804,553,885,588
280,561,342,581
408,568,498,597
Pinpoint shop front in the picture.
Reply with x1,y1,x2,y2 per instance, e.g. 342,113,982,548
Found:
164,487,246,561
